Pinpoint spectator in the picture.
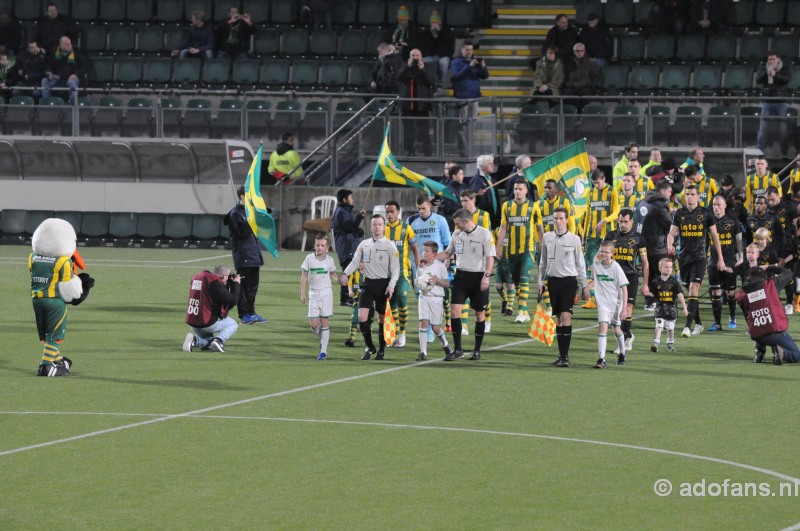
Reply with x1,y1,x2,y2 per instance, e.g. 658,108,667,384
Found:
215,6,253,59
612,143,638,185
0,52,18,101
370,42,403,94
303,0,332,29
14,40,47,99
756,51,791,155
685,0,725,35
562,42,600,112
505,153,535,201
579,12,612,70
468,154,501,228
398,48,435,156
268,133,303,182
440,164,469,228
36,2,75,54
419,10,454,89
173,10,215,60
0,7,22,56
332,189,366,306
542,14,578,62
41,36,85,104
389,5,418,61
641,148,663,175
450,41,489,157
529,46,564,100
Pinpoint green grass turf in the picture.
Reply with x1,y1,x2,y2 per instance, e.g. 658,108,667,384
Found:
2,246,800,529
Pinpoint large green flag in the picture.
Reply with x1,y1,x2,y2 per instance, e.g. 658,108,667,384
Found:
523,140,591,219
244,145,279,258
372,125,458,203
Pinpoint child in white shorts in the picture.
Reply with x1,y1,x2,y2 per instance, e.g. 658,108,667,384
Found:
416,242,453,361
300,234,339,360
592,240,629,368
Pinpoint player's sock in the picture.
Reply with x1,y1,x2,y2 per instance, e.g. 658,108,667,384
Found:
507,287,517,310
597,333,607,359
41,340,59,365
486,302,492,322
451,318,462,351
728,296,738,320
711,294,722,324
517,281,529,312
686,297,698,329
474,320,485,352
418,329,427,354
359,321,374,350
497,286,507,304
556,325,572,358
378,320,387,351
320,327,329,352
437,332,449,348
444,292,451,327
615,331,625,355
398,304,408,335
621,318,632,340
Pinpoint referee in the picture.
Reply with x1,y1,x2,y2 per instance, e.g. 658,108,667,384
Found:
340,215,400,360
437,208,496,361
538,207,590,367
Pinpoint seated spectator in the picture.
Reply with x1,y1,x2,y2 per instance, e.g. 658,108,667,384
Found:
389,5,419,61
216,6,253,59
579,13,612,71
0,51,18,101
14,39,47,100
685,0,725,35
36,2,75,54
0,8,22,56
530,46,564,100
562,42,599,112
542,14,578,62
419,10,455,89
370,42,403,94
173,10,215,60
41,36,85,104
303,0,332,29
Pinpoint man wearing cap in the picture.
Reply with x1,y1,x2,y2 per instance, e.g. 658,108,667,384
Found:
419,10,454,89
578,12,612,70
390,5,418,61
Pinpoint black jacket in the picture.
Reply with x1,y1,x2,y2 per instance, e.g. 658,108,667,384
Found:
225,203,264,270
756,62,791,99
397,62,435,112
332,203,364,266
640,192,672,254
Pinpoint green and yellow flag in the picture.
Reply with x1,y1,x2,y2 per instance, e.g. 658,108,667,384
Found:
372,125,458,203
523,140,592,220
244,145,279,259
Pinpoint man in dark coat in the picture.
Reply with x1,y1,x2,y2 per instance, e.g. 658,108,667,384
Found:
36,2,75,54
640,179,674,310
398,48,436,156
542,13,578,62
468,154,501,228
332,188,366,305
224,186,266,324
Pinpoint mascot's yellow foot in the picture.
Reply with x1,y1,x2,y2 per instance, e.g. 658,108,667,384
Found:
582,298,597,309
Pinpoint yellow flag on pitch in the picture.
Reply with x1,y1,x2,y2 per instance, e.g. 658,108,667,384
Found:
528,303,556,346
383,300,397,345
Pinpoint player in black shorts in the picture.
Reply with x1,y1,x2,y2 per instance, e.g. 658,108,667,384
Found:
708,194,743,331
603,208,647,352
667,185,725,339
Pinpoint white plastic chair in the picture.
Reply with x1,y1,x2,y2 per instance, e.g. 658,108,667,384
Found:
301,195,337,251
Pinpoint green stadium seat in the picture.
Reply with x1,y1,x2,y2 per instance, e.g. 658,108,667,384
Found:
91,96,124,137
157,0,185,23
54,212,84,235
301,101,329,143
78,23,108,53
646,34,675,64
604,1,633,27
723,64,755,95
615,33,645,63
319,59,349,90
114,55,143,88
246,99,271,140
25,211,55,240
182,98,212,138
675,34,705,63
270,0,298,24
143,57,173,89
136,24,165,53
633,0,655,29
173,58,202,89
365,27,386,53
80,211,110,245
34,96,68,136
136,213,165,247
692,64,723,96
231,59,260,90
558,104,581,144
87,55,114,88
163,23,185,51
192,214,224,247
253,27,280,56
333,100,361,130
126,0,154,21
788,3,800,27
260,57,290,89
601,64,628,95
107,22,136,53
349,60,374,90
339,29,367,57
706,34,737,64
100,0,126,21
201,58,231,88
14,0,40,20
243,0,269,24
0,209,27,244
290,58,319,90
72,0,99,21
160,97,183,137
77,96,94,136
271,100,301,142
670,106,702,146
514,104,554,150
738,35,768,64
740,106,760,146
771,34,799,64
213,99,244,139
164,213,193,248
446,2,475,28
629,64,660,95
123,97,154,137
608,105,641,146
576,104,609,144
704,106,736,147
755,1,786,27
108,212,138,246
645,105,670,146
331,0,357,26
660,64,691,95
309,28,338,57
358,1,385,26
725,0,753,27
574,0,602,26
3,95,35,135
281,28,309,56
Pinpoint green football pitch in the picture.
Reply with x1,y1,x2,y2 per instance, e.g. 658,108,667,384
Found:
2,246,800,529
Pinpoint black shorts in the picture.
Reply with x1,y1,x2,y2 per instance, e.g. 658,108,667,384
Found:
451,270,489,311
707,266,738,292
547,276,578,315
359,278,390,314
624,271,638,305
679,255,707,287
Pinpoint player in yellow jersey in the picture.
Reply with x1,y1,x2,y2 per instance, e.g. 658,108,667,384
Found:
384,200,421,348
581,169,618,309
533,179,577,241
788,156,800,189
745,156,780,213
615,158,654,197
679,165,718,208
496,179,537,322
614,172,644,213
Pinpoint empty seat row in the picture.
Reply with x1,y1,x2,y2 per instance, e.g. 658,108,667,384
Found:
576,0,800,29
88,56,377,91
0,209,230,247
4,0,479,28
615,33,800,65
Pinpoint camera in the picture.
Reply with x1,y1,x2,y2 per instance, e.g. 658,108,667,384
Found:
411,59,419,66
475,57,484,64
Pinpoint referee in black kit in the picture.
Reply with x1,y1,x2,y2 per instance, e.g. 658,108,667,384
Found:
437,208,496,361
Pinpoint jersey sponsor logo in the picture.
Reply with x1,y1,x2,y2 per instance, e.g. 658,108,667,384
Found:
748,289,766,303
192,279,203,290
32,276,50,283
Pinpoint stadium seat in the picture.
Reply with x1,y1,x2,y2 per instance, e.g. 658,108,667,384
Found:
157,0,185,23
34,97,68,136
91,96,124,137
788,69,800,96
740,106,760,146
272,100,302,142
633,0,655,29
192,214,224,248
692,64,723,96
670,106,702,146
3,95,35,135
601,64,628,95
201,58,231,89
99,0,126,21
87,55,114,88
77,96,94,136
645,105,670,146
126,0,154,21
558,104,581,144
738,35,768,64
319,60,350,90
213,1,237,22
660,64,691,95
703,106,736,147
136,24,165,53
771,34,799,64
309,28,339,57
14,1,40,20
349,60,374,91
332,0,357,26
80,211,110,246
301,101,330,144
78,23,108,53
290,58,320,90
143,57,173,89
706,34,737,64
114,55,144,88
300,196,337,252
576,104,609,144
243,0,269,24
339,29,367,57
160,97,183,137
231,59,260,90
270,0,298,24
253,27,280,56
514,103,554,150
446,2,474,29
608,105,641,146
724,0,754,27
108,212,138,246
260,57,290,89
723,64,755,95
173,58,202,89
136,213,165,247
358,1,385,26
0,209,27,244
164,213,193,248
604,1,633,27
54,212,84,236
181,98,213,138
333,100,362,130
646,34,675,64
107,22,136,53
25,211,55,241
163,23,185,51
615,33,645,63
281,28,309,56
365,27,386,53
629,64,660,95
245,99,271,141
755,1,786,28
574,0,602,27
788,3,800,27
674,34,705,63
72,0,98,21
213,99,244,139
123,97,154,137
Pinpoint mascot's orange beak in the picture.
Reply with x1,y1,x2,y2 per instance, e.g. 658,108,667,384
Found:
72,249,86,273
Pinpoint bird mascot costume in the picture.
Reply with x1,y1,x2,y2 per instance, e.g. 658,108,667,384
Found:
29,218,94,377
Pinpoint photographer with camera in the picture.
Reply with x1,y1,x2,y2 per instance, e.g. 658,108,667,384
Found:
450,41,489,157
398,48,436,156
216,6,253,59
183,265,241,354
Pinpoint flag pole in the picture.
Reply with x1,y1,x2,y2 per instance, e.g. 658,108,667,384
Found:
362,175,376,213
483,169,524,191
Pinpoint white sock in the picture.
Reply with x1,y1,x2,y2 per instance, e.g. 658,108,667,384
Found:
598,334,607,359
615,332,625,355
437,332,449,348
320,327,329,352
312,325,321,337
418,330,428,354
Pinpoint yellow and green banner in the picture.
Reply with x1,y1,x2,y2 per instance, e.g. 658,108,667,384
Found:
523,140,592,220
244,145,279,258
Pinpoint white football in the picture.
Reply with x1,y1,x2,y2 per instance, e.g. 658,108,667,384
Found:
415,272,434,293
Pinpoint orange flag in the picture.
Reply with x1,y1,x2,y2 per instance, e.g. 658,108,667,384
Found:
528,303,556,346
384,300,397,345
